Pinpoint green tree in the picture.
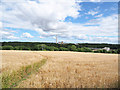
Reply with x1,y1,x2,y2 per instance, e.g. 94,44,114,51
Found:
112,50,117,54
70,45,77,51
0,46,2,50
117,49,120,54
102,49,107,53
49,46,54,51
41,44,47,50
59,47,68,51
45,46,55,51
22,46,30,50
14,46,20,50
77,48,82,52
67,46,71,51
36,44,47,50
81,47,92,52
96,49,103,53
107,50,113,53
32,45,39,50
36,45,42,50
2,46,13,50
93,50,99,53
54,47,59,51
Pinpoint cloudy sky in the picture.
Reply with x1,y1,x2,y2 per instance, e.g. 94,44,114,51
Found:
0,0,119,44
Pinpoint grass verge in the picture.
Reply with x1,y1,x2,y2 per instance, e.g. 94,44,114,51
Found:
2,59,47,88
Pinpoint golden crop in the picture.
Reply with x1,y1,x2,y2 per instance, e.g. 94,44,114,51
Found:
2,50,118,88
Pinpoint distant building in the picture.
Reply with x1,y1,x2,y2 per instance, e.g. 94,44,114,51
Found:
90,47,110,51
75,43,79,45
103,47,110,51
58,41,64,44
90,48,102,51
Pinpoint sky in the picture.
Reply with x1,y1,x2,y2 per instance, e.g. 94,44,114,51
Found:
0,0,119,44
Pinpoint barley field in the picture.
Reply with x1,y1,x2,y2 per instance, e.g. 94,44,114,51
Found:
2,50,44,73
1,50,118,88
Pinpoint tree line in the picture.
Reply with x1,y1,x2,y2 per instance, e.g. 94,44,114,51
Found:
1,42,119,54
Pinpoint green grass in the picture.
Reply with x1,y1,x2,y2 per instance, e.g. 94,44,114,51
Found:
2,59,47,88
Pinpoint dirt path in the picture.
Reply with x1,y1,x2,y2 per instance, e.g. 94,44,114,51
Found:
16,51,118,88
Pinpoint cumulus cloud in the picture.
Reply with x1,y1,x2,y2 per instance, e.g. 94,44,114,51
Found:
0,22,2,30
1,29,19,39
52,36,56,39
39,36,44,39
22,32,34,38
1,0,118,43
0,19,19,40
86,10,98,16
89,0,101,2
2,0,80,30
2,0,26,2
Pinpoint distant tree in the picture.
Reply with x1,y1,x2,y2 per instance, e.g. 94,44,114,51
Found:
67,46,71,51
41,44,47,50
49,46,54,51
96,49,103,53
36,44,47,50
0,46,2,50
64,48,68,51
2,46,13,50
117,49,120,54
14,46,20,50
99,49,104,53
69,45,77,51
77,48,82,52
54,47,59,51
102,49,107,53
32,45,39,50
93,50,99,53
22,46,30,50
107,50,113,53
59,47,68,51
81,47,92,52
112,50,117,54
36,45,42,50
17,46,25,50
42,49,46,51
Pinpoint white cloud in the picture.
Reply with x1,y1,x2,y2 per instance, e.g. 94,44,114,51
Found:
2,0,80,29
95,14,103,18
89,0,101,2
52,36,56,39
22,32,34,38
0,22,2,30
2,0,26,2
1,0,118,43
39,36,44,39
87,10,98,16
59,14,118,43
1,29,19,39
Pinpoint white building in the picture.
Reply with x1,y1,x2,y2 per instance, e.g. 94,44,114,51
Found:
103,47,110,51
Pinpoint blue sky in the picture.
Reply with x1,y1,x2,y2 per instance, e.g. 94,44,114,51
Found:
65,2,118,23
0,0,119,44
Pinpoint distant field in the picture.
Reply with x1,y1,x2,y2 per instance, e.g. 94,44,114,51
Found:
1,50,118,88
